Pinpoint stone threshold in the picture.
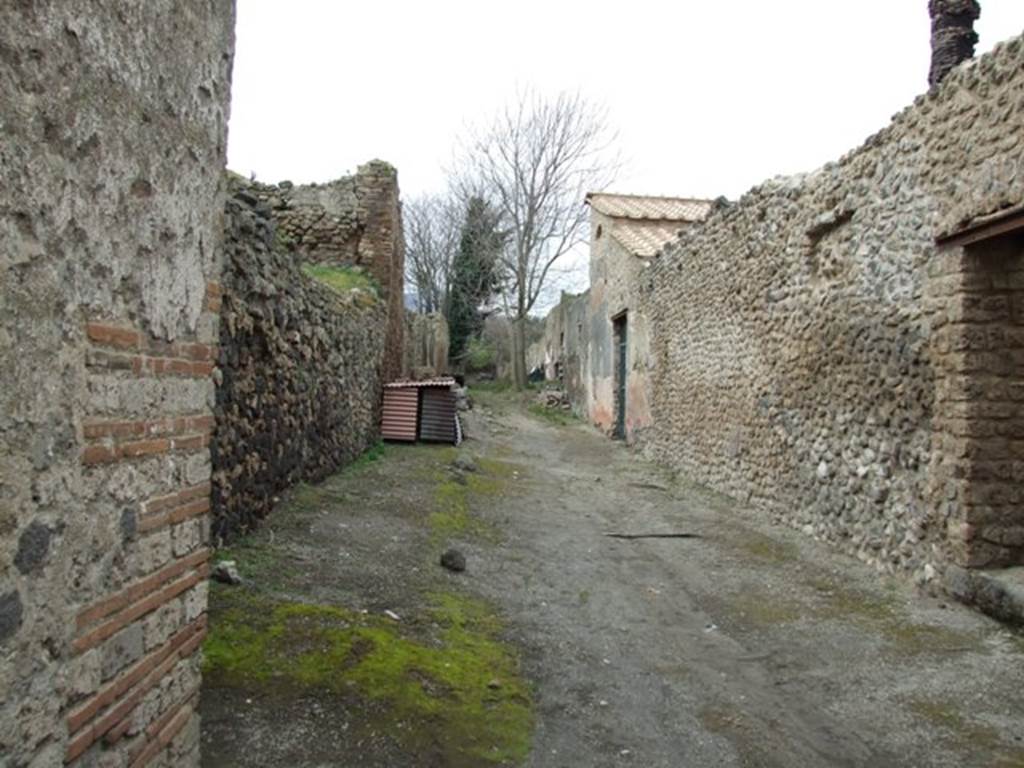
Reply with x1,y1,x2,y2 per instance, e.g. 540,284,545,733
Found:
945,565,1024,628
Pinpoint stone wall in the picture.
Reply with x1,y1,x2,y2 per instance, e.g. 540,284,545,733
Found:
403,311,450,379
211,179,388,541
528,292,591,415
641,35,1024,578
587,215,656,440
0,3,234,766
245,162,405,382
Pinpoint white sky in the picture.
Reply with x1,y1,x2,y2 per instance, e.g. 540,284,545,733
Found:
227,1,1024,304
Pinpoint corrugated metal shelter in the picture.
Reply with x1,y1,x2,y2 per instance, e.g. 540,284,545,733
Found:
380,378,462,445
381,387,418,442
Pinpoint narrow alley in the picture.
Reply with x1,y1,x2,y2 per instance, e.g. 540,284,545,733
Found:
200,390,1024,768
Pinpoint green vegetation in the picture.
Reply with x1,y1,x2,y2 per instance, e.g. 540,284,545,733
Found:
908,698,1024,765
213,538,295,586
470,379,515,393
302,263,380,299
204,589,533,766
448,197,505,362
728,591,803,626
274,227,297,252
427,459,514,544
346,440,389,471
527,403,578,427
466,337,497,372
732,530,801,564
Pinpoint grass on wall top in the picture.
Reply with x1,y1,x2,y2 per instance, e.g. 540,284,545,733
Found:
302,263,380,300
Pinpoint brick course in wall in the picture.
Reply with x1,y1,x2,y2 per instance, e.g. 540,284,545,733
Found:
0,3,234,766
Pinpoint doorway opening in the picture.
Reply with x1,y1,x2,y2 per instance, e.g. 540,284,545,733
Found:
612,312,628,440
935,208,1024,568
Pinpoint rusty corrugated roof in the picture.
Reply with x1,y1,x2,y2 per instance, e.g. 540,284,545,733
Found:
586,192,713,223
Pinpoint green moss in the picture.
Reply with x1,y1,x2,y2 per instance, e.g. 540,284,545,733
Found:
908,698,1024,764
729,592,803,626
427,458,516,543
344,440,389,472
428,478,497,542
213,540,296,587
302,263,380,298
274,227,296,252
732,530,801,564
477,457,520,480
204,589,532,765
805,575,983,656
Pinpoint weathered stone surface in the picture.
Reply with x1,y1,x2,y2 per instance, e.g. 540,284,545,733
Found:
944,565,1024,626
211,560,242,586
929,0,981,87
638,35,1024,579
441,548,467,573
211,178,391,542
0,591,24,643
0,2,234,765
101,624,145,681
14,522,52,574
243,163,405,382
535,33,1024,590
404,310,450,377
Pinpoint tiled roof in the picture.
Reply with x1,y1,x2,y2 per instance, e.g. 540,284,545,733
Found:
610,221,688,258
586,192,713,223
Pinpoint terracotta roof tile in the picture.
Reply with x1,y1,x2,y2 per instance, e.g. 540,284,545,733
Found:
609,221,688,258
586,192,713,223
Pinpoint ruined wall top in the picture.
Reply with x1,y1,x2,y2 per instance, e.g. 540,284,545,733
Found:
239,161,405,381
241,160,399,269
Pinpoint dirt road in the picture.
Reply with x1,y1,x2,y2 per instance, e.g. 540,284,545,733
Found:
201,390,1024,767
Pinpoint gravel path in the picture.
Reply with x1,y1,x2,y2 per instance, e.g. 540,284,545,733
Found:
202,392,1024,767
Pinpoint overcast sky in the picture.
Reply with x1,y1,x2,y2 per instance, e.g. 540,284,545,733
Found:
226,1,1024,302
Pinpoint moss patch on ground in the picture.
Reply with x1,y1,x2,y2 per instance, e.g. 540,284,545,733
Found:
527,403,579,427
907,698,1024,766
214,539,296,588
427,457,517,544
303,263,380,299
805,574,983,656
204,588,533,766
728,590,804,626
730,529,801,565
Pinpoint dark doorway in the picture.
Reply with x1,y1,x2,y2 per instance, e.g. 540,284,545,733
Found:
935,207,1024,568
613,312,627,440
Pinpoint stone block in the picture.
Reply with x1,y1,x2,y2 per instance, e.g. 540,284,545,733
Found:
101,623,145,681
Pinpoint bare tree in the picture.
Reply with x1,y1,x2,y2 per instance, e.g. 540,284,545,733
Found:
928,0,981,87
454,90,618,388
403,194,461,314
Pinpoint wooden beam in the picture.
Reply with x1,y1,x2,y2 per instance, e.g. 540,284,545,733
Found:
937,204,1024,249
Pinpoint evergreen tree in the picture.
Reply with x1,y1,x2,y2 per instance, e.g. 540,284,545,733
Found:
448,197,503,362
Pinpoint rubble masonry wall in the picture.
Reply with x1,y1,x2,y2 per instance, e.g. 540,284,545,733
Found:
642,35,1024,577
210,179,388,542
1,3,234,765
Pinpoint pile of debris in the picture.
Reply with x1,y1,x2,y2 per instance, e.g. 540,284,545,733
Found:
537,389,571,410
